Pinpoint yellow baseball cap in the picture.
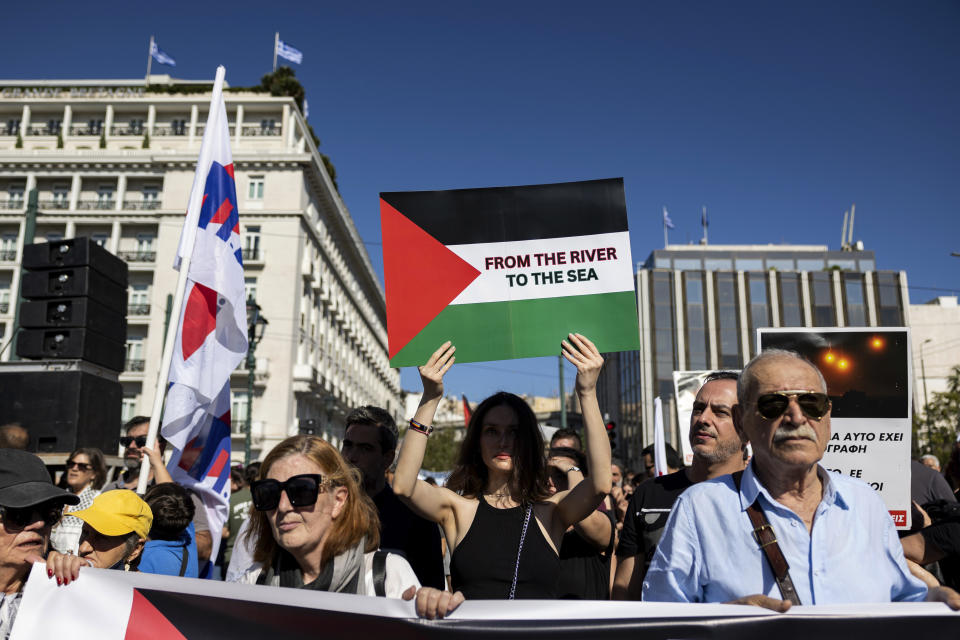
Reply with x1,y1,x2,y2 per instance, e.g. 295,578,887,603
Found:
70,490,153,539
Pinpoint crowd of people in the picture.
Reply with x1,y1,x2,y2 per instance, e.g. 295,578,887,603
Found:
2,335,960,638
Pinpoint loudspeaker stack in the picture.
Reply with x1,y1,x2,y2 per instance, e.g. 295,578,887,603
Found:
1,237,129,453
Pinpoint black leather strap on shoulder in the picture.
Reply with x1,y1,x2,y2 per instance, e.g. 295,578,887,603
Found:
372,550,388,597
178,544,190,577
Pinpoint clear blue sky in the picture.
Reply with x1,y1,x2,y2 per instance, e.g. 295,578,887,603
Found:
3,1,958,399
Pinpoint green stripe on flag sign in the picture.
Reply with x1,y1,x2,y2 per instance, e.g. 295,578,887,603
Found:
390,291,640,367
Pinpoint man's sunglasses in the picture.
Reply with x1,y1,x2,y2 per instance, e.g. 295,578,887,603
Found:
251,474,324,511
755,391,831,421
0,503,63,529
66,461,93,471
119,436,147,448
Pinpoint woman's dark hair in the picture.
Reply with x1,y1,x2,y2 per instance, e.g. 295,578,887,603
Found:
143,482,196,541
67,447,108,490
446,392,551,504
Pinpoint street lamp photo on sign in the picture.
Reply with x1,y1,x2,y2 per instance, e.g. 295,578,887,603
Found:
380,178,641,367
757,328,912,529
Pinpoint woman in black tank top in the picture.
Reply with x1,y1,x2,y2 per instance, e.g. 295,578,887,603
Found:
393,334,613,600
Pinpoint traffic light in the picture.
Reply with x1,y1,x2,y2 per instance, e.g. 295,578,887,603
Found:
606,420,617,450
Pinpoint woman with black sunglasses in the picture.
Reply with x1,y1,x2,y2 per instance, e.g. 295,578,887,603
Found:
393,333,613,601
50,448,107,554
232,435,421,598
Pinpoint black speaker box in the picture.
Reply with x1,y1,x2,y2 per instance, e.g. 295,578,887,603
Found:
16,328,125,372
20,267,126,311
22,237,128,286
0,361,121,454
19,297,127,338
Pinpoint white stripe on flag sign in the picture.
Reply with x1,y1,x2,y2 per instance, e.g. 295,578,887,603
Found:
150,41,176,66
447,231,633,305
277,39,303,64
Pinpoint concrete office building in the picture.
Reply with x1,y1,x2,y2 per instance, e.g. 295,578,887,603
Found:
0,76,402,460
597,243,911,468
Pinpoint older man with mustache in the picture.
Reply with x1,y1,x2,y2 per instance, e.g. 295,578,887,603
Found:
643,349,960,610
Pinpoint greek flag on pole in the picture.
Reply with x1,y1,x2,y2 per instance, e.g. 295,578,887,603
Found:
162,68,246,575
151,41,176,67
662,207,675,230
276,39,303,64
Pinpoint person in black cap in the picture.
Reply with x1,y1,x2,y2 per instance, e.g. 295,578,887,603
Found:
0,449,79,640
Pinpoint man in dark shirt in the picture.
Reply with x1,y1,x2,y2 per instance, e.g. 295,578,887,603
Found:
341,406,445,589
612,371,746,599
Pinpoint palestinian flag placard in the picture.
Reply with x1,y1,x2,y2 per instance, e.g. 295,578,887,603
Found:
381,178,640,367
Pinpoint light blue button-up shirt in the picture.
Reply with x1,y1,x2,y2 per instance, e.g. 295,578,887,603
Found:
642,462,927,604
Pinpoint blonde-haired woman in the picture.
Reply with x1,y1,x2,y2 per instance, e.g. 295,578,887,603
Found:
235,435,419,597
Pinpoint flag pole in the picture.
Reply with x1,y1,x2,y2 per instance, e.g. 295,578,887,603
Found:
146,36,154,84
662,207,668,248
702,206,708,245
137,66,228,495
273,32,279,72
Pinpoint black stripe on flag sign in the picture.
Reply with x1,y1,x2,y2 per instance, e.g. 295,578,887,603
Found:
380,178,627,246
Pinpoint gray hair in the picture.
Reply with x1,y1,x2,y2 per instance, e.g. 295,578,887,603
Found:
737,348,827,406
920,454,940,467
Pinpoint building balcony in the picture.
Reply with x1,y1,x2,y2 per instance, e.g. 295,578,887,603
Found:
38,200,69,210
123,200,161,211
0,200,23,210
110,125,144,136
128,303,151,316
152,125,187,136
118,250,156,263
0,302,9,314
242,248,262,261
68,125,102,136
125,359,145,372
0,250,16,261
241,126,281,136
1,126,18,136
25,124,60,136
77,200,116,210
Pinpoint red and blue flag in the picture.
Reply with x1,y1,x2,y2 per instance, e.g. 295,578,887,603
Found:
161,67,247,576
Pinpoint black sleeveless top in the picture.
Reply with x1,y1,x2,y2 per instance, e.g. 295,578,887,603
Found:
556,509,616,599
450,496,560,599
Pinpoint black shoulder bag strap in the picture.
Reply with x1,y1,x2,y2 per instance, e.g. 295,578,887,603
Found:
178,544,190,578
732,471,802,605
372,550,388,597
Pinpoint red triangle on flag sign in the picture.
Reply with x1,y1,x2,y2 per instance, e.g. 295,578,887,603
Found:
124,589,187,640
381,199,480,359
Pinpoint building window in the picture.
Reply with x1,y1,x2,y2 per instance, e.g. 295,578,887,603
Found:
142,186,159,208
704,258,732,271
97,185,114,209
247,176,264,201
798,259,825,271
747,272,770,354
5,120,20,136
674,259,702,271
778,273,803,327
735,258,763,271
232,391,249,425
875,272,903,325
171,119,186,135
128,284,150,315
125,338,144,371
136,233,155,253
8,187,23,207
650,272,676,394
245,277,257,302
121,397,137,422
810,272,836,326
0,282,10,314
47,119,62,134
843,273,867,327
91,233,110,248
715,273,740,368
243,226,261,260
684,272,708,370
129,119,144,135
52,186,69,207
766,259,794,271
260,119,277,133
87,119,103,135
1,233,17,260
